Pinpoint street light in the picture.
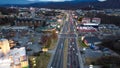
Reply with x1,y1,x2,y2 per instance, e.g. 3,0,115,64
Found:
89,64,93,68
57,19,62,25
56,31,59,34
57,19,62,22
42,48,48,52
32,57,36,67
32,57,36,60
57,25,60,28
83,48,86,51
33,64,36,66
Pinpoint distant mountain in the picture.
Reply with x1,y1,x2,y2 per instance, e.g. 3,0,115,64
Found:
92,0,120,9
0,0,120,9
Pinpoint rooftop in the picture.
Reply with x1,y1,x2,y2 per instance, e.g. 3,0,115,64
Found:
0,47,28,68
84,36,101,44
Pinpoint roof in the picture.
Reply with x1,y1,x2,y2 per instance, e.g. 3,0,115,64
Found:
84,36,101,44
1,26,28,30
16,18,45,21
9,47,26,57
0,47,28,68
83,23,99,26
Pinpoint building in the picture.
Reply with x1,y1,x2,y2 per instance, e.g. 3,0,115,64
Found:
1,26,28,30
15,18,45,27
77,24,97,33
0,39,10,55
92,18,101,24
81,18,91,24
80,17,100,26
83,23,99,26
82,36,101,46
0,39,29,68
77,26,97,33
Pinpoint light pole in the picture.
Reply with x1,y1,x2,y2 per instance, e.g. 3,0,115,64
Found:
32,57,36,68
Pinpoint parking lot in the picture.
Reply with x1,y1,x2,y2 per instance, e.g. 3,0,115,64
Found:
0,26,43,55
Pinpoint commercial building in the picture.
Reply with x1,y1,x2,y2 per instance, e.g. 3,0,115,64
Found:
15,18,44,27
81,36,101,46
92,18,101,24
1,26,28,30
81,18,91,24
77,24,98,33
0,39,29,68
77,26,97,33
80,17,101,26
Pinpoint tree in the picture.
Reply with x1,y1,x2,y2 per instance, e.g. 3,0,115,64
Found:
113,42,120,50
51,29,58,39
85,12,120,26
41,35,52,48
78,17,83,22
101,39,120,54
95,56,120,67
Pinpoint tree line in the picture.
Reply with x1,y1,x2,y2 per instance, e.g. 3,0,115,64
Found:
85,12,120,26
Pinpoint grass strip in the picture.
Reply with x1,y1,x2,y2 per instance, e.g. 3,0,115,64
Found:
78,37,88,48
63,39,68,68
49,38,58,50
29,53,51,68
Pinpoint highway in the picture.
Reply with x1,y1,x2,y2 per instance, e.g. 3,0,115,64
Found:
50,20,69,68
67,38,80,68
50,12,83,68
67,14,81,68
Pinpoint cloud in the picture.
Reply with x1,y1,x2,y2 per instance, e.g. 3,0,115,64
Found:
27,0,36,1
38,0,73,2
98,0,107,2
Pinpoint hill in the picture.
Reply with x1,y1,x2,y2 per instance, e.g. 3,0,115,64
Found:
0,0,120,9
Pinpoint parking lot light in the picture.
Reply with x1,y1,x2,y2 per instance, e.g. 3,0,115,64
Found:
89,64,93,68
32,57,35,60
83,48,86,51
33,64,36,66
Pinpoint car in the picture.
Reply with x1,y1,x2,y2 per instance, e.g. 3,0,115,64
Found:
73,48,75,51
70,38,74,41
27,42,32,45
89,65,93,68
103,48,109,51
26,48,32,51
72,42,74,45
76,53,78,55
70,45,72,48
77,66,80,68
73,60,76,65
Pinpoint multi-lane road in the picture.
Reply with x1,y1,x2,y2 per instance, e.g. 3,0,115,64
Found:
50,20,69,68
50,38,64,68
67,38,80,68
50,13,83,68
67,14,81,68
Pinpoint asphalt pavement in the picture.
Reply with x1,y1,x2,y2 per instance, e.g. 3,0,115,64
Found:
66,14,83,68
49,12,84,68
67,38,80,68
50,21,69,68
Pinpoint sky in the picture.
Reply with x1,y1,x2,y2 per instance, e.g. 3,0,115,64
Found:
0,0,106,4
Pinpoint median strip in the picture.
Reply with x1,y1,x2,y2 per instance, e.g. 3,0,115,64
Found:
78,37,88,47
63,39,68,68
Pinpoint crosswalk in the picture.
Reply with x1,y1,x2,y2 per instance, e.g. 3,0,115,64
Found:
59,33,78,38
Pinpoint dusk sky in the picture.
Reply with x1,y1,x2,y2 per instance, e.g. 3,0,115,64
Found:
0,0,106,4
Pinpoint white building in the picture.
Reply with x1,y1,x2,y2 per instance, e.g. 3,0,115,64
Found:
92,18,101,24
81,18,91,23
0,39,28,68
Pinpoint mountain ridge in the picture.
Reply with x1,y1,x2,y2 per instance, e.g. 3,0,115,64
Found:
0,0,120,9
